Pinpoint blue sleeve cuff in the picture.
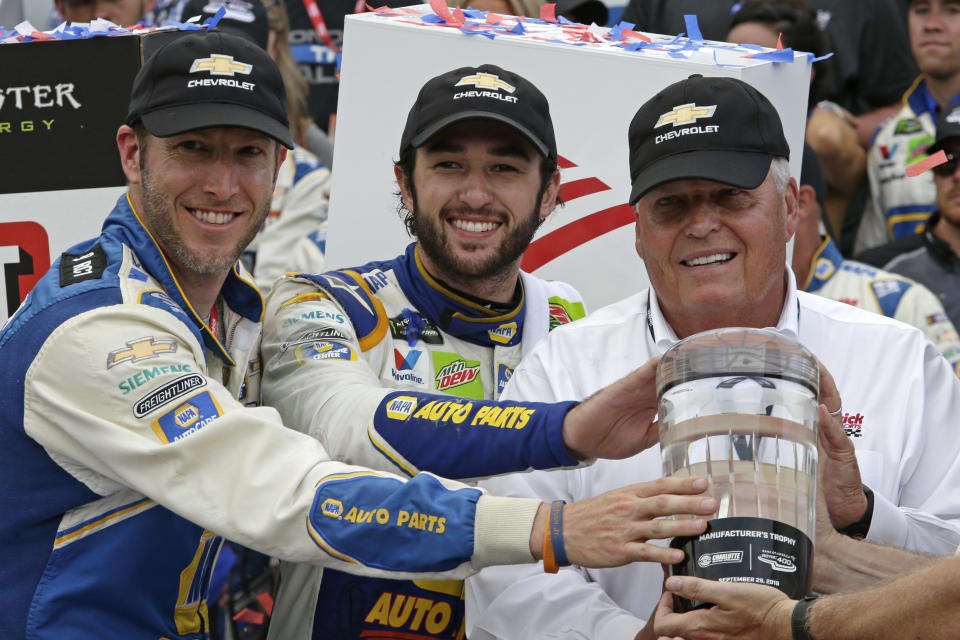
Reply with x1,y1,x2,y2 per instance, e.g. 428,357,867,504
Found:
372,392,580,479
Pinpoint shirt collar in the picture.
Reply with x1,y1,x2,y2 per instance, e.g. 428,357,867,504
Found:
647,267,800,354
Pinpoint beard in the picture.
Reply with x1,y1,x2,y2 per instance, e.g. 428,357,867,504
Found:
139,163,269,276
412,200,541,285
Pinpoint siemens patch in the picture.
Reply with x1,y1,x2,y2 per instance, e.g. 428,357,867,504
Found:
150,390,223,443
133,373,206,418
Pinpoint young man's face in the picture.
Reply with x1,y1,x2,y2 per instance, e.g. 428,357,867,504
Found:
397,119,558,291
909,0,960,80
634,168,798,335
133,127,282,280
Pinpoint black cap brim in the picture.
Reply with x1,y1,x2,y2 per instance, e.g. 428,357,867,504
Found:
407,111,552,157
141,103,294,149
629,150,774,204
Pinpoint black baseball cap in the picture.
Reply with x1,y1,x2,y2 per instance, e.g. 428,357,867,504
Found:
126,31,293,148
399,64,556,158
181,0,269,50
628,75,790,204
930,98,960,153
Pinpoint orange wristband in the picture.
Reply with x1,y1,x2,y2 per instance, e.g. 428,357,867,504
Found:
543,513,559,573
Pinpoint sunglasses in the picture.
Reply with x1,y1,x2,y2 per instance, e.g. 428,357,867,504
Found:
933,151,959,177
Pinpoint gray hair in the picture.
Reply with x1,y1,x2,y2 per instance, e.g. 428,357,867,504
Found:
770,156,792,194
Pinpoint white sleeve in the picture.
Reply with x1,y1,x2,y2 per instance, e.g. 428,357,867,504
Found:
863,341,960,553
466,348,645,640
23,304,539,578
894,282,960,374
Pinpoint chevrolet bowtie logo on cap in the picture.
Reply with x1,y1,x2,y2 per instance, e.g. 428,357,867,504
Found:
107,337,178,368
189,54,253,77
655,103,717,128
455,72,516,93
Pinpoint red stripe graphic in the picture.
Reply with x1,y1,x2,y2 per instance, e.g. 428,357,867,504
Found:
558,177,610,201
522,204,635,272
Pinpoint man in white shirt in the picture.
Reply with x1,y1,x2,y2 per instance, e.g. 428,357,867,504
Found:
465,74,960,640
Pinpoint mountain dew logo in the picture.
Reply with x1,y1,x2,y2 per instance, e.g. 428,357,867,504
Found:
433,352,483,399
548,296,586,331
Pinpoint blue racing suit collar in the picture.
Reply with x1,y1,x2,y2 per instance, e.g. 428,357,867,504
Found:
392,243,526,348
905,77,960,124
803,235,844,293
102,193,264,365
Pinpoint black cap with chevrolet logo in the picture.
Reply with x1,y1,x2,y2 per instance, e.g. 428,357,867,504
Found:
628,74,789,204
399,64,557,159
126,31,293,148
930,98,960,154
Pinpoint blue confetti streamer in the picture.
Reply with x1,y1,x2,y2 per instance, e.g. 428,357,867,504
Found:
667,51,689,59
809,52,834,63
335,52,342,71
508,20,525,34
738,43,766,50
462,8,486,18
460,27,496,38
683,15,703,41
204,6,226,28
421,13,445,23
749,47,795,62
557,15,577,25
666,33,685,45
622,41,655,51
546,39,586,46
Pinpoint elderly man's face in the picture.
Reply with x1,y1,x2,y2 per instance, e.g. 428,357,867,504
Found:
133,127,282,279
634,168,798,336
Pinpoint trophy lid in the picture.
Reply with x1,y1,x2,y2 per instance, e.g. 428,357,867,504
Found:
656,327,819,399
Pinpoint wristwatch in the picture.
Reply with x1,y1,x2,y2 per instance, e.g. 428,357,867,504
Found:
837,485,874,539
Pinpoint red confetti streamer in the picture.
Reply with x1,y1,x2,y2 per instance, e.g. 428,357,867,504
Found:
451,6,466,25
622,28,651,42
429,0,454,22
578,30,599,43
485,12,502,24
540,3,558,22
257,592,275,616
233,608,265,625
776,32,783,49
906,150,948,177
367,4,390,12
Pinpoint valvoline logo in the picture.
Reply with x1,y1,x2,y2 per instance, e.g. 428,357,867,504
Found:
394,348,422,371
436,359,479,391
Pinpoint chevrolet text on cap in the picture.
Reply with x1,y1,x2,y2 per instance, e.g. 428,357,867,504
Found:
399,63,557,159
628,74,789,204
125,31,293,148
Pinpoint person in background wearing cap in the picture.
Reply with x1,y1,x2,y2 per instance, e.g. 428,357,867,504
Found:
792,143,960,374
0,34,720,639
465,74,960,640
256,62,708,639
180,0,333,296
859,98,960,334
856,0,960,255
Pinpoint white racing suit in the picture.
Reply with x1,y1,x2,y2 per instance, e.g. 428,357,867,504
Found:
804,236,960,373
0,197,570,640
245,145,331,294
858,77,938,254
260,242,587,638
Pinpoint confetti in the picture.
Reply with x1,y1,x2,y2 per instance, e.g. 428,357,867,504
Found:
906,150,948,177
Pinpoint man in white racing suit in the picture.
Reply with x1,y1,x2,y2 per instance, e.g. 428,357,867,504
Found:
258,63,647,639
857,0,960,254
466,75,960,640
0,35,715,640
794,145,960,372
